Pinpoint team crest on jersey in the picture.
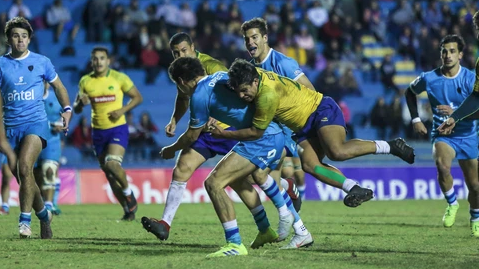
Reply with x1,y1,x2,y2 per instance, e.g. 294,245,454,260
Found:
108,86,114,90
294,69,302,76
92,95,116,103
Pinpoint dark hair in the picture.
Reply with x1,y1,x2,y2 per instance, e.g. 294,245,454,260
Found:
241,17,268,36
440,34,465,52
169,32,193,49
91,46,109,57
474,11,479,29
168,57,205,83
5,16,33,39
228,59,259,89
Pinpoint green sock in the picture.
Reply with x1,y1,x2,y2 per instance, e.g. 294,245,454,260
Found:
314,165,346,184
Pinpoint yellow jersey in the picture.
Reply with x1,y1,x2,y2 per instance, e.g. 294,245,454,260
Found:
253,68,323,132
79,69,134,130
196,51,230,129
474,58,479,93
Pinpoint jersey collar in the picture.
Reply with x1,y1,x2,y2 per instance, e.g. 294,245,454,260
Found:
441,65,462,79
8,50,30,60
256,48,273,65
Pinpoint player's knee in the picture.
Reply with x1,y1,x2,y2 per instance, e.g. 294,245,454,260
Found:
204,178,216,193
173,161,194,181
17,163,33,180
434,159,451,175
104,155,123,170
41,160,58,188
301,160,316,175
468,181,479,195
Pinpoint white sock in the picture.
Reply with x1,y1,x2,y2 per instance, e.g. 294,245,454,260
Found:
342,178,357,192
122,187,132,196
222,219,238,230
280,178,289,190
278,205,290,217
374,140,390,154
259,175,275,190
162,180,187,226
444,187,459,206
293,219,308,235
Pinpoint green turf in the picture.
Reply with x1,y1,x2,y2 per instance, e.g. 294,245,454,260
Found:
0,200,478,269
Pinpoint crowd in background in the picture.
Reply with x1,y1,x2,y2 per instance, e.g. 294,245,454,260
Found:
1,0,479,159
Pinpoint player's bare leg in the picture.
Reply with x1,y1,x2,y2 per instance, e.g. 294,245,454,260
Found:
100,144,137,221
142,148,206,240
1,164,13,215
292,156,306,199
433,142,459,227
299,138,373,207
18,135,52,239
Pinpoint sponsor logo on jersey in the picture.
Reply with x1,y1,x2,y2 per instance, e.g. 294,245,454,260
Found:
7,89,34,101
91,95,116,103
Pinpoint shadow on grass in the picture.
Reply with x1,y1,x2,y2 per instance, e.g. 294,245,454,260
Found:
52,237,218,249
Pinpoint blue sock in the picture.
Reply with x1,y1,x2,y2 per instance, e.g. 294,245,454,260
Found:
19,212,32,225
470,208,479,221
260,175,286,209
53,179,61,205
282,190,300,222
223,220,241,245
35,207,49,222
45,201,53,210
251,205,270,233
2,203,9,212
444,188,458,205
298,185,306,199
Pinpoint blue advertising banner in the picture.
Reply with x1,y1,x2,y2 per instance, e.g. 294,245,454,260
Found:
304,167,468,201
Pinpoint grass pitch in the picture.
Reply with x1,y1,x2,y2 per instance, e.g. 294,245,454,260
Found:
0,200,478,269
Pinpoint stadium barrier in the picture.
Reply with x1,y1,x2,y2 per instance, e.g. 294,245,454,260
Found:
1,167,469,205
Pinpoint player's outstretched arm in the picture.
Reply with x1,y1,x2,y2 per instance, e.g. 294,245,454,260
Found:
296,74,316,92
50,76,72,133
449,90,479,122
405,88,427,136
211,125,265,141
160,126,203,159
0,94,17,174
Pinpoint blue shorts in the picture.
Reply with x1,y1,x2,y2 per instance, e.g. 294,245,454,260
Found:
294,97,346,143
38,136,61,163
282,127,299,158
191,127,238,159
433,136,478,160
92,124,129,156
6,120,49,151
232,132,284,170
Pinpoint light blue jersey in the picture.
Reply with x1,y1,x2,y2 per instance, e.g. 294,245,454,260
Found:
189,72,282,135
252,48,303,157
0,51,57,128
189,71,283,169
252,48,304,81
409,66,477,139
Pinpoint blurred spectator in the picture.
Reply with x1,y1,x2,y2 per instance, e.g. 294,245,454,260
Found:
339,67,361,96
321,13,342,44
8,0,32,20
0,13,7,56
70,116,94,161
307,1,329,29
126,111,143,161
215,2,230,24
84,0,110,43
390,0,413,28
156,0,180,35
46,0,80,43
314,62,341,100
294,24,315,52
370,97,389,140
138,112,159,147
141,41,160,85
263,4,280,26
397,26,418,60
337,98,356,139
228,2,243,24
424,0,443,34
389,95,404,138
323,39,342,63
195,1,215,35
178,2,197,30
125,0,148,26
380,54,400,94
